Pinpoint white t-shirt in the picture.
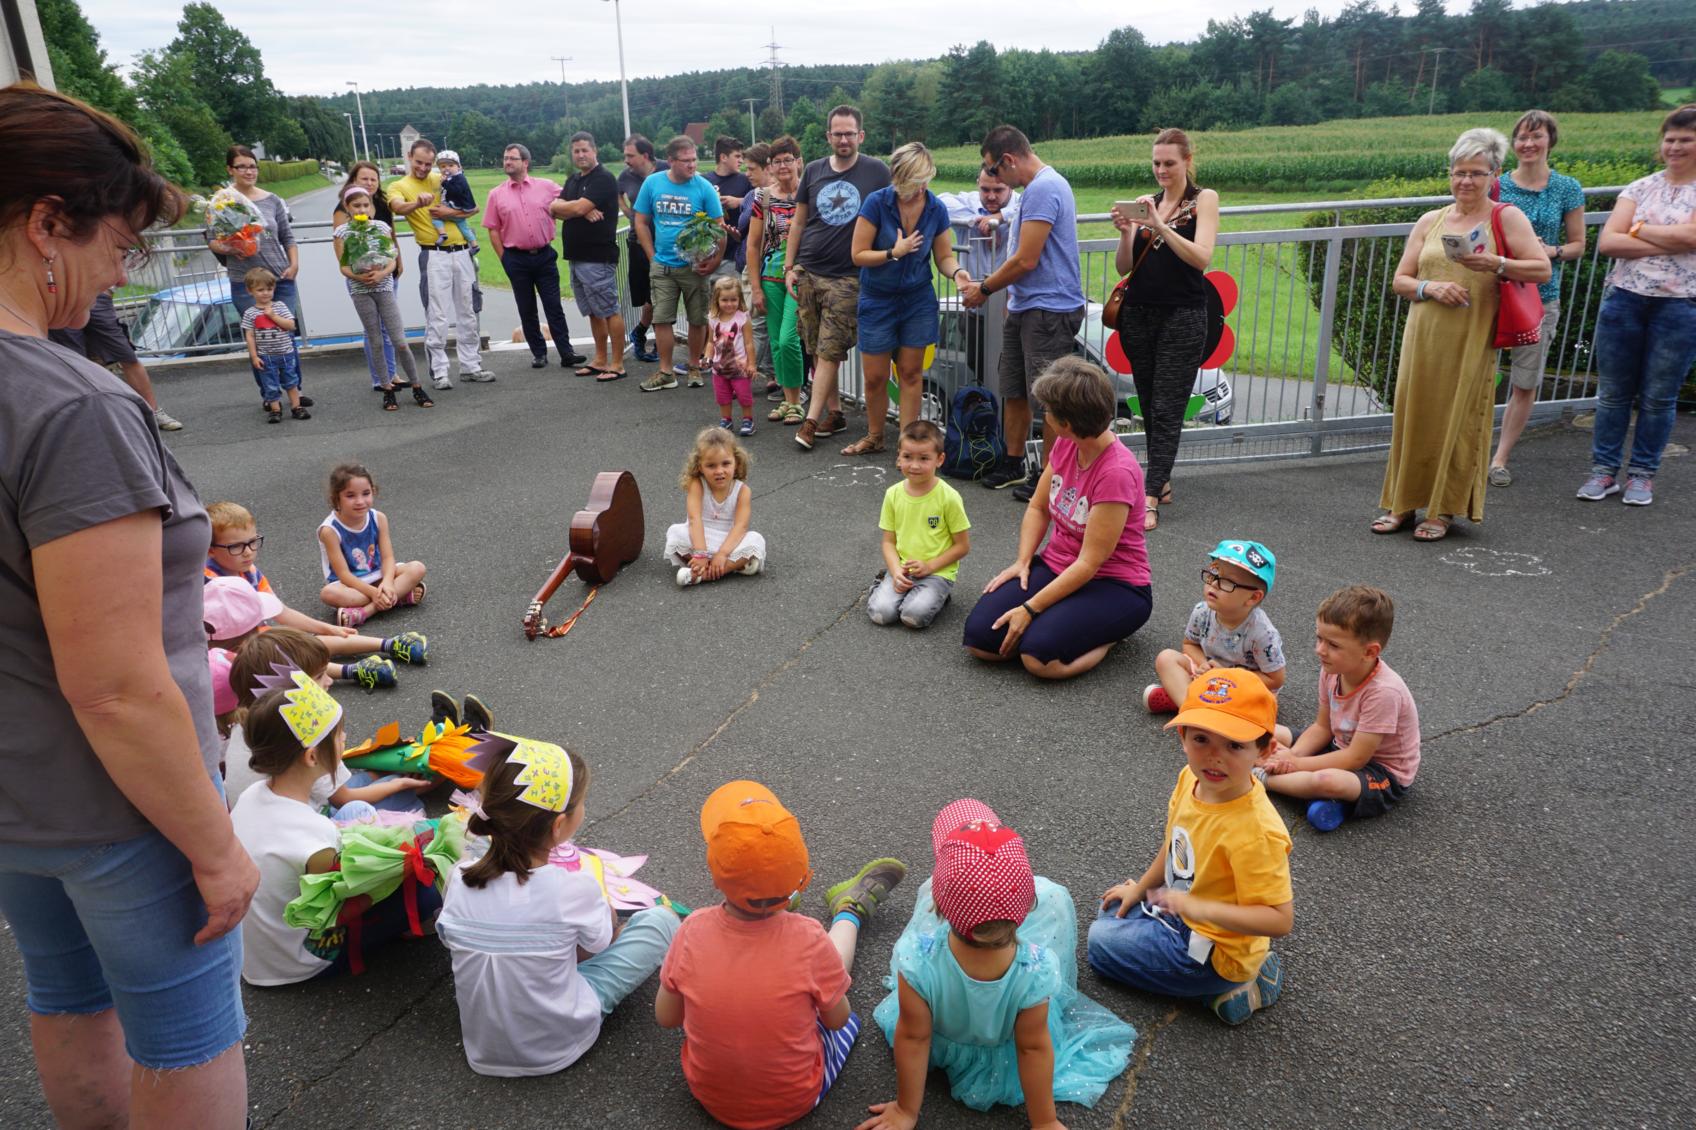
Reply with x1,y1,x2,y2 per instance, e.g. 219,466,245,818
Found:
309,763,352,812
222,723,259,810
230,780,339,985
436,862,614,1076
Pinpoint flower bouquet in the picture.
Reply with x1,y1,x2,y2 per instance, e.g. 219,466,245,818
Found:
674,210,724,267
204,187,265,259
338,213,397,276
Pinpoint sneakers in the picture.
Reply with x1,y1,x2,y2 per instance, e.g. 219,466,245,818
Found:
686,369,705,388
795,418,818,450
676,566,699,587
429,689,460,728
336,603,371,629
1142,683,1178,714
154,408,183,431
432,374,454,391
1622,475,1654,506
347,655,397,692
1306,798,1347,833
641,371,678,392
815,410,846,437
738,417,755,437
290,407,311,420
825,858,908,923
462,370,496,383
673,361,690,376
766,382,783,402
1575,472,1619,501
1011,475,1036,503
462,693,494,733
386,631,429,665
1210,951,1283,1026
266,409,282,424
629,326,658,363
719,416,733,430
980,456,1028,490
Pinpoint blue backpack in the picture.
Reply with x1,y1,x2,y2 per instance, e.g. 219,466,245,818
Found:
943,385,1003,481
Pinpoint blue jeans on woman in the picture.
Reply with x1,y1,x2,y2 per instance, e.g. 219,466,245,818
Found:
1591,288,1696,479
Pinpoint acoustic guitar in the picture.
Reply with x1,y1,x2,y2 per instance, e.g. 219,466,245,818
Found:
522,470,644,640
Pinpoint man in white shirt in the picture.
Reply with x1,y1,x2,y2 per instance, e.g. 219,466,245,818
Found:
939,167,1021,384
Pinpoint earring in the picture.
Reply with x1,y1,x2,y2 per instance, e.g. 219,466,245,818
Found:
43,258,56,294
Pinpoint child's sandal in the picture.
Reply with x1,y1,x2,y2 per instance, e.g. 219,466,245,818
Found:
382,389,399,411
412,386,434,409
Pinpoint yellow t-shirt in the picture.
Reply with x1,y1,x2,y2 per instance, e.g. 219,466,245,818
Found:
386,172,457,246
1163,766,1293,983
879,478,970,581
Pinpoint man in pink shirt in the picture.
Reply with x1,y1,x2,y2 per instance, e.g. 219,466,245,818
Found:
482,143,585,370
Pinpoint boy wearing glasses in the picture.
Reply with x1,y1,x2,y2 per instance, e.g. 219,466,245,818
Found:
203,501,426,690
1145,540,1292,745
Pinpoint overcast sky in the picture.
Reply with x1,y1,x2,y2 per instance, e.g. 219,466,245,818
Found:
78,0,1474,97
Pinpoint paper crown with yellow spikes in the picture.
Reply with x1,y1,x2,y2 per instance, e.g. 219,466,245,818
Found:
467,735,574,813
251,663,344,749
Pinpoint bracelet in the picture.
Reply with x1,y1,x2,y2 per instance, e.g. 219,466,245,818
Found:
1415,280,1429,302
1495,256,1508,277
887,248,896,262
1021,601,1039,618
690,550,709,559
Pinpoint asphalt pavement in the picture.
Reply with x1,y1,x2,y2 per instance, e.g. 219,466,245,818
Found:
2,348,1690,1130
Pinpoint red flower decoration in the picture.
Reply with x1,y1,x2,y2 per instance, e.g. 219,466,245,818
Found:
1105,270,1240,374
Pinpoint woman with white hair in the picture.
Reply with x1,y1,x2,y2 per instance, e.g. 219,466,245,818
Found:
1374,127,1548,541
841,141,971,455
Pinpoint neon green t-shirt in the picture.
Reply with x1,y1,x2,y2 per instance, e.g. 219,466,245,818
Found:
386,172,454,246
879,478,970,581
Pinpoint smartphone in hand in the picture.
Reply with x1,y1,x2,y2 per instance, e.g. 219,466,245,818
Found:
1114,199,1153,223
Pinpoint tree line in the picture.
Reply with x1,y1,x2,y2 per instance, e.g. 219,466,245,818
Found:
38,0,1691,188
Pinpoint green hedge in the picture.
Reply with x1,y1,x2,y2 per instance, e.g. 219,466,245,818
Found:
258,159,320,184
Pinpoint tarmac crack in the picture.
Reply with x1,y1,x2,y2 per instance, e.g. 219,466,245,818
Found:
256,969,452,1127
589,592,869,830
1435,562,1689,739
1111,1006,1179,1129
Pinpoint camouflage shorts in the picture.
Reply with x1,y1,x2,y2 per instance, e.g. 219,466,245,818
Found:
793,269,860,363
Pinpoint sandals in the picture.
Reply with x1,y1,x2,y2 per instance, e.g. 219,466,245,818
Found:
412,385,434,409
596,368,627,382
382,389,399,411
575,365,605,377
1371,511,1415,534
1413,517,1452,542
840,434,886,457
769,402,804,424
1143,497,1160,532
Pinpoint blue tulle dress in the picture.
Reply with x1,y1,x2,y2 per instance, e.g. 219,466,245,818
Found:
872,876,1135,1111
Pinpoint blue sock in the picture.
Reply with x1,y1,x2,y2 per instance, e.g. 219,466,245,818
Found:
832,910,861,930
379,636,394,652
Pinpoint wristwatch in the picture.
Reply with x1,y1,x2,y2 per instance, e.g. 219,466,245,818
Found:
1021,601,1039,618
1495,256,1508,277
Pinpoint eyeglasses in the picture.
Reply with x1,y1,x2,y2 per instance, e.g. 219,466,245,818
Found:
103,220,150,271
1200,567,1255,594
769,156,798,166
981,154,1009,175
212,535,265,555
828,131,859,140
1449,170,1492,181
230,163,258,172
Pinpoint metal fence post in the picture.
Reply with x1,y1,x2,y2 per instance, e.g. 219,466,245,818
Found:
1307,233,1344,456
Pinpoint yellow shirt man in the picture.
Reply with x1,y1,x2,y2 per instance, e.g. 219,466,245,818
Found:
387,171,464,246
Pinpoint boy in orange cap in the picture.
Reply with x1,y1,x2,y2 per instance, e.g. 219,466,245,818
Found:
656,780,906,1129
1088,669,1294,1025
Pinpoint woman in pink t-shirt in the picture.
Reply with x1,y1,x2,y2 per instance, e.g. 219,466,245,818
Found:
963,358,1154,679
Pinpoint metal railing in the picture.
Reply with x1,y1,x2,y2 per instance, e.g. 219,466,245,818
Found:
129,189,1629,468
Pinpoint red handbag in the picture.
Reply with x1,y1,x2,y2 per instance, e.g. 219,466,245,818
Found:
1490,203,1543,349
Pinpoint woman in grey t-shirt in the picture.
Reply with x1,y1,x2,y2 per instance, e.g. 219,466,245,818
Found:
0,85,256,1127
208,144,302,323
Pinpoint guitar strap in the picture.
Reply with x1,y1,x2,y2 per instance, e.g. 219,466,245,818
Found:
539,585,600,639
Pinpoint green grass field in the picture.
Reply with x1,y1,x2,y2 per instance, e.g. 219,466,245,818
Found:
1663,86,1693,106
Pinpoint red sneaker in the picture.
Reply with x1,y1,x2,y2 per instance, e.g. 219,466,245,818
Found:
1142,683,1178,714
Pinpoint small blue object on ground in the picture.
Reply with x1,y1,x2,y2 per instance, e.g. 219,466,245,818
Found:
1306,799,1347,832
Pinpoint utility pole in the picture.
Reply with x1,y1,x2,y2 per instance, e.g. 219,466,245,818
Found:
604,0,631,142
1428,47,1451,115
551,55,574,120
764,29,784,120
347,81,370,162
744,98,760,145
344,113,357,165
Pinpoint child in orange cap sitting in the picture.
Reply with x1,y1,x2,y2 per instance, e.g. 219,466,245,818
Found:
863,800,1134,1129
655,781,906,1129
1088,670,1294,1026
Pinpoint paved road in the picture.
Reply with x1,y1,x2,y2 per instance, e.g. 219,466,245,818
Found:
2,348,1690,1129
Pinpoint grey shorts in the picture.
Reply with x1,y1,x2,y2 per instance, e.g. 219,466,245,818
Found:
570,261,620,319
650,263,710,326
1507,301,1560,391
1000,305,1084,401
48,291,138,364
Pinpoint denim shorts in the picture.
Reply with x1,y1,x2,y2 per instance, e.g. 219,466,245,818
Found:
0,827,247,1069
856,285,939,355
253,351,302,402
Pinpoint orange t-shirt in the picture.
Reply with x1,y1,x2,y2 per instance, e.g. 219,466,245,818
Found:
659,905,850,1129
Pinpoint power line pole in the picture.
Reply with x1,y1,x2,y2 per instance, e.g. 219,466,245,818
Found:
1428,47,1451,115
551,55,573,120
764,29,784,120
744,98,760,145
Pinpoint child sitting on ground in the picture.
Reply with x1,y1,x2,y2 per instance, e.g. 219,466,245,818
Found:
656,781,907,1129
665,426,766,587
318,461,428,628
1257,585,1421,833
432,150,479,248
224,628,434,818
436,736,680,1076
241,267,308,424
869,420,971,631
865,800,1134,1128
1145,538,1291,745
1088,670,1293,1026
207,500,426,690
705,275,757,436
229,666,442,985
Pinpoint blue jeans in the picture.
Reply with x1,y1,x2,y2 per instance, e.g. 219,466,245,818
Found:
1591,288,1696,478
253,351,301,403
344,770,429,814
0,827,246,1069
1086,901,1240,1000
578,906,679,1013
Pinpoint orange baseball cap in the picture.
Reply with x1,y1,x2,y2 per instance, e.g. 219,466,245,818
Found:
700,780,812,909
1165,668,1278,743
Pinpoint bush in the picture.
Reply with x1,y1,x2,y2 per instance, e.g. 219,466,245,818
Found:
257,158,319,183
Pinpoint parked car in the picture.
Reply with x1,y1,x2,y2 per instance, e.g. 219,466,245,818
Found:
125,278,244,358
1074,305,1233,426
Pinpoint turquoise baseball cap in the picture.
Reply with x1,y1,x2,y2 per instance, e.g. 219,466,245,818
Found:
1208,539,1276,594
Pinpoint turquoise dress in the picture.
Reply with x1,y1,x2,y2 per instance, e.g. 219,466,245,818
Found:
872,876,1135,1112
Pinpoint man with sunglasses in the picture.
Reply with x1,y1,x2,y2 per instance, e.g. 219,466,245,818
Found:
962,126,1086,500
782,104,891,450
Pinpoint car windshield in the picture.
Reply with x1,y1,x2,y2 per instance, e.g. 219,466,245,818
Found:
129,298,201,354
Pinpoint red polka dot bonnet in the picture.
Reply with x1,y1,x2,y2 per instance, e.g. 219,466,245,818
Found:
930,798,1036,939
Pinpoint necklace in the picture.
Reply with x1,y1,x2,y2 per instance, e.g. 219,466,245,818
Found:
0,291,45,336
